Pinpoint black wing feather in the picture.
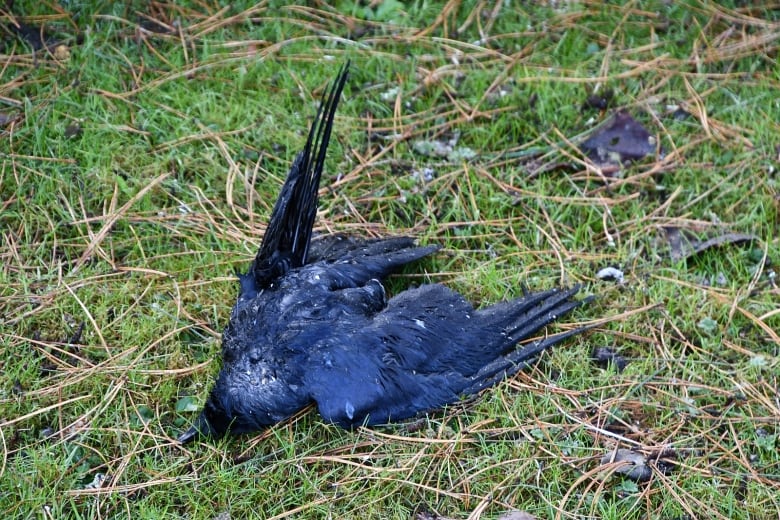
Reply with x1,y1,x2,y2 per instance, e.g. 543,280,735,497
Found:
247,62,350,291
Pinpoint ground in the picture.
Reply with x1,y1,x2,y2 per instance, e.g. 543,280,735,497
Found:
1,1,778,519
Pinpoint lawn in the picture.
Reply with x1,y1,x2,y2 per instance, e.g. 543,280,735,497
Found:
1,1,778,519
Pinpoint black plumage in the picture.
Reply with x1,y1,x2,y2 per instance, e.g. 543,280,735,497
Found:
178,63,591,443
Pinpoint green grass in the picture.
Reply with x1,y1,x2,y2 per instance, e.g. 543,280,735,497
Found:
2,1,779,518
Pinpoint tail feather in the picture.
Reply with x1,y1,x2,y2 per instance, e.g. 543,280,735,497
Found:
248,62,350,290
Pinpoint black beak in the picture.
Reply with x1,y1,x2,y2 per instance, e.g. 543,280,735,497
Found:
177,412,213,444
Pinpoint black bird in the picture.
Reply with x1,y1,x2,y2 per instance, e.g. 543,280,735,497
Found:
178,63,590,443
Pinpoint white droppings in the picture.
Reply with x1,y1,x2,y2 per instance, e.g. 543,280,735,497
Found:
596,266,625,284
414,319,426,329
345,401,355,420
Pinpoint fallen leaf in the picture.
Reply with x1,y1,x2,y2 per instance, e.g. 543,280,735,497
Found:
660,227,757,262
10,21,48,50
580,111,656,169
0,112,20,126
601,448,652,482
415,510,454,520
65,123,83,138
591,346,629,372
497,511,537,520
8,19,74,55
601,448,677,482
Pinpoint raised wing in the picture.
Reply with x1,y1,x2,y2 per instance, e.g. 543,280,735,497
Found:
243,62,350,294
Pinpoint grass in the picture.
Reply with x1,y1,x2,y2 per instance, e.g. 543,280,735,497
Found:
1,1,779,518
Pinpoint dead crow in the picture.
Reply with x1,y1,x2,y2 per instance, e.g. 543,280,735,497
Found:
178,63,590,443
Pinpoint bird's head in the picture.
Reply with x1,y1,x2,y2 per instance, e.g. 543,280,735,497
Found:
177,364,302,444
178,389,271,444
177,386,235,444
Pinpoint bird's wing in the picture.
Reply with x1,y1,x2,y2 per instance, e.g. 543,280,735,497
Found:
304,284,589,428
307,235,433,264
293,238,440,292
245,62,349,292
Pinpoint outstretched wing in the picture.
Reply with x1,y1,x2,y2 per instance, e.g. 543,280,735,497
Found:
304,284,589,428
